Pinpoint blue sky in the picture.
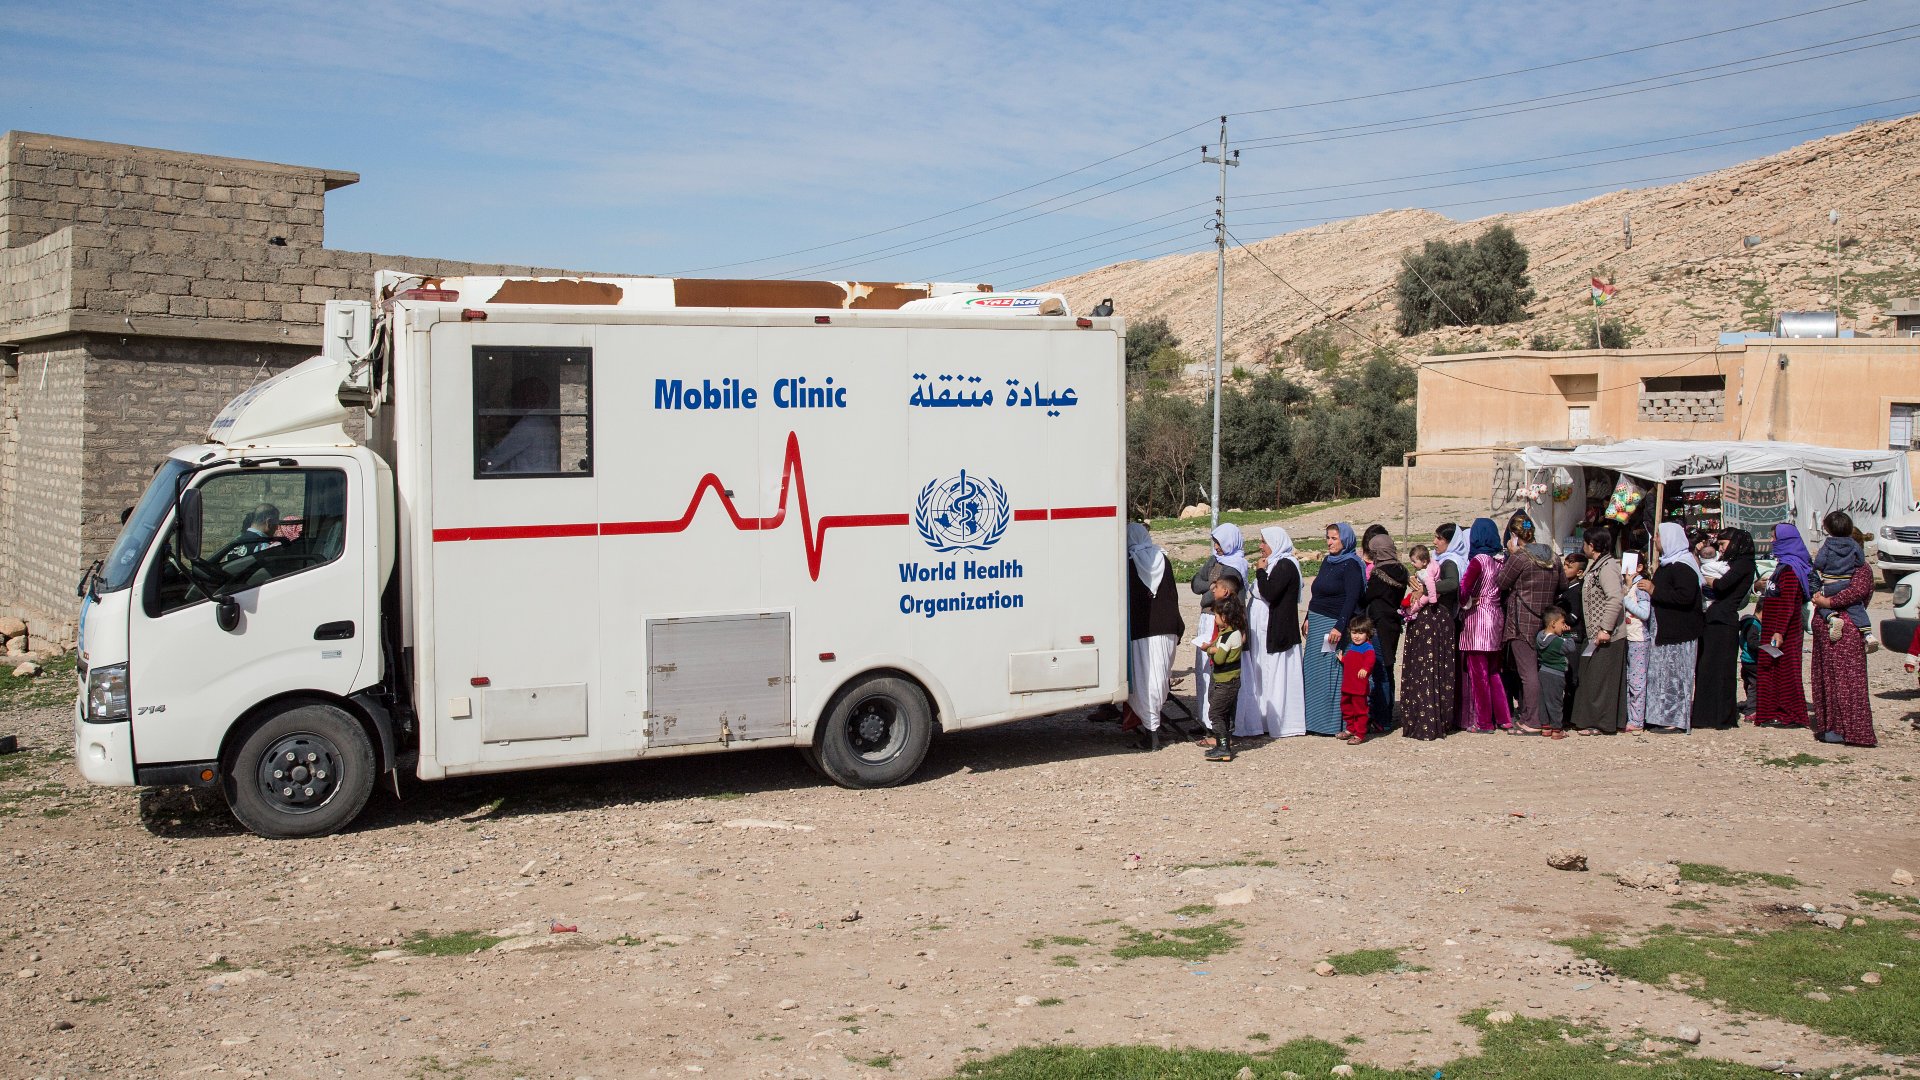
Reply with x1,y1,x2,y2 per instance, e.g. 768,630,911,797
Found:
4,0,1916,287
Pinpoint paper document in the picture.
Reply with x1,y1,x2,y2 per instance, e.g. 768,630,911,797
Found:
1759,644,1784,659
1582,639,1599,658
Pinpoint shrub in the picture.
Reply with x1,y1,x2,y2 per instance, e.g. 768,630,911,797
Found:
1394,225,1536,335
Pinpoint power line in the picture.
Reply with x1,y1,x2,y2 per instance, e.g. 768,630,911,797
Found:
1222,227,1730,398
1232,23,1920,152
935,215,1207,283
1228,95,1920,202
1228,0,1873,119
1007,237,1216,292
927,201,1208,279
668,119,1213,276
778,156,1200,278
1231,109,1919,215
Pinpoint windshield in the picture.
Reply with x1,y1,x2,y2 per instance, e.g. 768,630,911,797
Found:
97,458,193,594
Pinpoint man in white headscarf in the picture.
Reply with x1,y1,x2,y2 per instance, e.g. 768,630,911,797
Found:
1125,523,1184,748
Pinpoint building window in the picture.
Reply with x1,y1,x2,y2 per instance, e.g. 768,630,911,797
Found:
1890,404,1920,451
473,347,593,478
1638,375,1726,423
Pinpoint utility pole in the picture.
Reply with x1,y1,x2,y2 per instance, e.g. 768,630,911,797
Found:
1201,116,1237,533
1829,209,1841,321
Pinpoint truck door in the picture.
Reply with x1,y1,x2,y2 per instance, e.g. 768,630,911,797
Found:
127,457,372,766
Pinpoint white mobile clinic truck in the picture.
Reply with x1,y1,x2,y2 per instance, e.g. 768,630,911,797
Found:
73,273,1126,837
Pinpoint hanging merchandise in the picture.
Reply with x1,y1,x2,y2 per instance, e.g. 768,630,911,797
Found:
1551,467,1574,503
1604,473,1646,523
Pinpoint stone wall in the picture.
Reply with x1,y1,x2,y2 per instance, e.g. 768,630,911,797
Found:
1637,389,1725,423
1,131,347,252
0,342,87,623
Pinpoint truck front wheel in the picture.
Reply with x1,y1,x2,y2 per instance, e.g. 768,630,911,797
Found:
223,702,376,839
812,675,933,789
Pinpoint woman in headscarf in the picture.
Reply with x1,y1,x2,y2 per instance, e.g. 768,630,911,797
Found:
1302,521,1365,736
1361,529,1409,732
1571,527,1628,734
1189,522,1251,739
1238,525,1307,740
1126,523,1184,749
1400,523,1465,740
1808,511,1878,747
1640,521,1704,733
1692,528,1755,730
1456,518,1512,733
1752,523,1812,728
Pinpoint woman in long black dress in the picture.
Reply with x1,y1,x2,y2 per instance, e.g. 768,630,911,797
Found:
1400,523,1467,740
1362,531,1409,732
1692,527,1754,730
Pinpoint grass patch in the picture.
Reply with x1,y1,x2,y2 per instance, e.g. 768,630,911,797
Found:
949,1009,1823,1078
1112,920,1242,962
1028,934,1090,950
0,654,77,710
1052,955,1079,968
1246,1033,1269,1042
400,929,504,957
1676,862,1801,890
1856,890,1920,915
1323,947,1428,976
1562,918,1920,1053
1668,899,1711,912
391,989,421,999
1036,997,1063,1007
1761,753,1831,769
1168,858,1277,872
864,1053,897,1068
1169,904,1215,917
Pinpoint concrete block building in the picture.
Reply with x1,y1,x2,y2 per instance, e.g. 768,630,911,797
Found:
0,132,601,636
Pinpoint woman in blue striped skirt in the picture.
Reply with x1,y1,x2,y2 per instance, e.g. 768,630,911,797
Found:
1302,521,1366,736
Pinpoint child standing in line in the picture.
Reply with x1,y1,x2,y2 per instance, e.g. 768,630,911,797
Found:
1197,569,1246,762
1811,512,1876,650
1340,615,1376,744
1535,607,1576,738
1737,612,1763,714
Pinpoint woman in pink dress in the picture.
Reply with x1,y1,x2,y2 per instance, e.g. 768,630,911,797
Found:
1457,517,1512,733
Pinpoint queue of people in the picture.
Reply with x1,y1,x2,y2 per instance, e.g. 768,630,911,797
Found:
1120,510,1885,760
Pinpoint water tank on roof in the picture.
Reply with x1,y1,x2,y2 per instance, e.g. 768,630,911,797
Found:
1774,311,1839,338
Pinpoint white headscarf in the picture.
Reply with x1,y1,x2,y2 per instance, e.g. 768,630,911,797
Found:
1436,524,1471,578
1211,522,1250,583
1127,522,1166,593
1657,521,1703,585
1260,525,1300,583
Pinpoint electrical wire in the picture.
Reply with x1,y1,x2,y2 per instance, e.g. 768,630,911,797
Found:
1007,237,1216,291
1228,0,1873,118
1232,24,1920,152
1222,228,1730,398
928,201,1211,279
938,217,1207,283
667,119,1213,276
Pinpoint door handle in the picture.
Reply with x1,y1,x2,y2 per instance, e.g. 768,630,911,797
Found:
314,621,355,640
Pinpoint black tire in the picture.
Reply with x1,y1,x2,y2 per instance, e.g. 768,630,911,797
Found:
812,675,934,789
1884,571,1907,588
223,702,376,839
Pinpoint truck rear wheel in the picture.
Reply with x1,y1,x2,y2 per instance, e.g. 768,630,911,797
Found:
223,702,375,839
812,675,933,789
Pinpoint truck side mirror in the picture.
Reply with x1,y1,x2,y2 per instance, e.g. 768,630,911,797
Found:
214,595,241,633
177,487,204,560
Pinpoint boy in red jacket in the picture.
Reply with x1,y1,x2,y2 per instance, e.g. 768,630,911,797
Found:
1340,615,1376,744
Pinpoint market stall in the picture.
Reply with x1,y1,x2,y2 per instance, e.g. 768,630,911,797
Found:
1515,440,1915,555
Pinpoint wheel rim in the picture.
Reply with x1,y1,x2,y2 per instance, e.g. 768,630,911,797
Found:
254,731,344,816
843,694,907,765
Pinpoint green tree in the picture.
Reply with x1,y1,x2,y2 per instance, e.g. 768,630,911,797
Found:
1126,390,1205,517
1125,316,1179,375
1219,371,1312,509
1394,225,1536,335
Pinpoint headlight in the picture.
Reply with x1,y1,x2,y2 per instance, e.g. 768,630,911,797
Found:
85,663,130,723
1896,584,1913,609
1882,525,1894,540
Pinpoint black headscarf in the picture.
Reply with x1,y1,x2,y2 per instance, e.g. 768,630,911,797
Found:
1717,527,1755,561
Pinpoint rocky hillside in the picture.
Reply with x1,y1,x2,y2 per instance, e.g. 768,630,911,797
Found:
1043,114,1920,381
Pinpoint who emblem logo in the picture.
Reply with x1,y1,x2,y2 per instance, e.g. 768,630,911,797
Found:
915,470,1009,553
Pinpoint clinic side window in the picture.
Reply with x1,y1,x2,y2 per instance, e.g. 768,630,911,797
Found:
473,347,593,478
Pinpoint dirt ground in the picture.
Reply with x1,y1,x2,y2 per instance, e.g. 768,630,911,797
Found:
3,578,1918,1079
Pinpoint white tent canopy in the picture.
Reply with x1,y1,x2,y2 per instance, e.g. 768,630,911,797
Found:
1516,439,1915,548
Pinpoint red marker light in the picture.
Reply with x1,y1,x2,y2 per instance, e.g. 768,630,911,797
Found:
818,652,836,662
814,315,832,324
1079,635,1095,644
460,308,488,321
470,676,490,687
1076,317,1093,328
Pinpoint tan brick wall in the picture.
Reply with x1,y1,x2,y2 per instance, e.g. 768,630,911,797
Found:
0,342,87,626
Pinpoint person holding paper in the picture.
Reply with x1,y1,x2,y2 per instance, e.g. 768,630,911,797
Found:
1571,528,1628,734
1238,526,1307,741
1693,528,1755,730
1751,523,1813,728
1188,524,1249,739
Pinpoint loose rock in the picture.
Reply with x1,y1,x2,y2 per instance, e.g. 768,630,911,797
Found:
1313,961,1336,977
1615,861,1681,890
11,662,39,678
1014,995,1039,1007
776,999,799,1011
1804,991,1831,1002
1546,848,1588,872
1676,1025,1701,1044
1892,869,1916,888
1861,971,1882,985
1485,1011,1515,1024
1812,912,1848,930
1214,885,1255,907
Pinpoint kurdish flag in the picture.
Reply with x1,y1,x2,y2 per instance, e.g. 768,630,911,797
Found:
1590,277,1617,306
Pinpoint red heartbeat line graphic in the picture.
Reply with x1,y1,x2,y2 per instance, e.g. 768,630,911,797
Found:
432,431,1116,579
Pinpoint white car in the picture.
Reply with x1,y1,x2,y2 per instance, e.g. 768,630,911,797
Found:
1881,570,1920,654
1877,521,1920,586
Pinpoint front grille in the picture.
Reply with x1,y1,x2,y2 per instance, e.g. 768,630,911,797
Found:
1893,527,1920,544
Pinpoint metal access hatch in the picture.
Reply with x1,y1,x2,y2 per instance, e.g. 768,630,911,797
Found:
645,613,793,748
